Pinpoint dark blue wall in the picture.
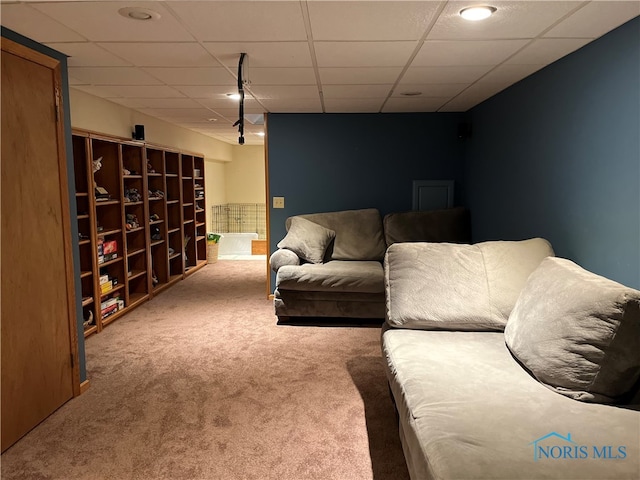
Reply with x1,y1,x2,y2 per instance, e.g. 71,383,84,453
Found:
267,112,467,255
2,27,87,381
466,17,640,288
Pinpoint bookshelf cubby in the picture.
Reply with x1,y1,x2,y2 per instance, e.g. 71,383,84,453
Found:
73,130,207,337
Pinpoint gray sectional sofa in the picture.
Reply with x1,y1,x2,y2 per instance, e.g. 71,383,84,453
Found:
382,238,640,479
269,207,470,321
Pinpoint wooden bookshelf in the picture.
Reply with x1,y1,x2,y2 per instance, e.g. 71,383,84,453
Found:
72,130,207,336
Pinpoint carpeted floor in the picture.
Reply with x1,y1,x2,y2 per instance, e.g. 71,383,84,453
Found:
1,260,409,480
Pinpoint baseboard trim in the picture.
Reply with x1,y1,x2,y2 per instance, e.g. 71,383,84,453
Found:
80,379,90,394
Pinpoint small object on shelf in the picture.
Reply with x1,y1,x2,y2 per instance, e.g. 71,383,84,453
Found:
92,156,103,173
149,189,164,199
126,213,140,230
95,186,110,201
147,162,155,174
152,270,159,286
83,310,94,328
149,213,160,222
78,232,90,240
151,227,162,241
122,167,131,175
168,247,175,255
124,188,142,203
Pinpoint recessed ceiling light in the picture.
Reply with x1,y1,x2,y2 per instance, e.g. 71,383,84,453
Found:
118,7,161,21
400,91,422,97
256,132,265,137
226,93,241,100
207,118,217,122
459,6,496,21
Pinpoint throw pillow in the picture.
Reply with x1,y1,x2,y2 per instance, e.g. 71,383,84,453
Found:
277,216,335,264
504,257,640,404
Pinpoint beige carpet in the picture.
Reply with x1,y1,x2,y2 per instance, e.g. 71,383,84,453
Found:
1,260,409,480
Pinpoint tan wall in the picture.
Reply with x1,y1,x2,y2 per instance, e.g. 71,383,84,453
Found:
226,145,267,204
69,89,233,163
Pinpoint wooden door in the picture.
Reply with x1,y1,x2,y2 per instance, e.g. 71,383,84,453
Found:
1,37,79,452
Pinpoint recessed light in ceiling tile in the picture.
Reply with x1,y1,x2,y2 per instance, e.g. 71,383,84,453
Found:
459,6,497,21
400,91,422,97
226,93,241,100
118,7,161,21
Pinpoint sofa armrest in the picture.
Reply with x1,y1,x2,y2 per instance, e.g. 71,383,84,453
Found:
269,248,301,273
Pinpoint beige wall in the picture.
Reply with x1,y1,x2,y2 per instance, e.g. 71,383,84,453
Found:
69,89,266,232
226,145,267,204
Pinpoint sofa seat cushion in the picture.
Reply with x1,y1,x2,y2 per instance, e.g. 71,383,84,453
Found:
505,257,640,404
276,260,384,294
382,327,640,480
290,208,386,261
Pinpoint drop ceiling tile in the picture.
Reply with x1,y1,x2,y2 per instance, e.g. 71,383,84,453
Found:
97,43,219,67
0,3,86,42
203,42,313,68
71,85,124,98
249,85,320,100
324,98,384,113
173,85,244,99
480,64,545,84
315,41,418,67
95,85,186,98
142,108,218,120
46,43,132,67
382,97,449,112
107,98,148,109
401,65,492,84
440,82,513,111
68,67,164,86
544,1,640,38
322,85,393,99
31,1,195,42
166,1,307,41
68,76,87,86
202,107,265,120
143,67,235,86
127,98,204,109
259,98,323,113
308,1,440,41
413,40,529,66
506,38,591,65
393,83,468,98
247,68,317,86
428,1,583,40
319,67,403,85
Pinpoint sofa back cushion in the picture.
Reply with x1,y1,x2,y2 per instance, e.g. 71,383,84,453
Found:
288,208,386,261
383,207,471,247
385,238,554,331
504,257,640,404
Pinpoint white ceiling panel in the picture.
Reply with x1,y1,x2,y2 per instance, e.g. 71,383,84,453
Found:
247,68,317,85
382,97,450,112
401,65,493,84
3,0,636,145
249,85,320,100
393,83,469,98
143,67,235,86
68,67,163,86
323,84,393,99
203,42,313,68
544,1,640,38
97,42,219,67
308,1,441,41
166,1,307,42
413,40,530,66
0,3,86,42
324,98,385,113
429,1,583,40
315,41,417,67
46,43,132,67
31,1,195,42
319,67,403,85
95,85,186,99
505,38,591,65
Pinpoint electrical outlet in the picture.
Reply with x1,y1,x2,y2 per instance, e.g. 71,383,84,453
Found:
273,196,285,209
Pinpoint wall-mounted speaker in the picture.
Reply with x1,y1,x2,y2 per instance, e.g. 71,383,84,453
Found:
133,124,145,140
